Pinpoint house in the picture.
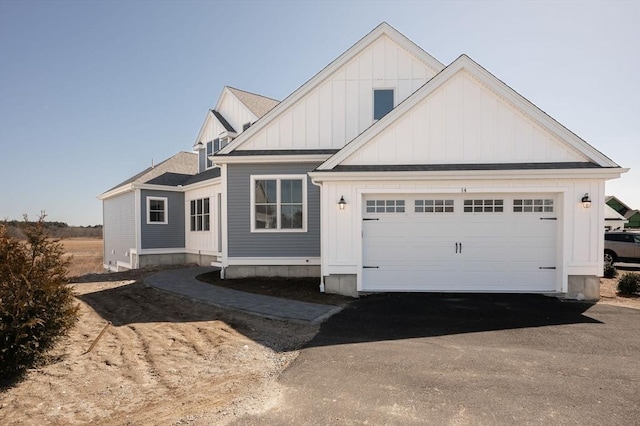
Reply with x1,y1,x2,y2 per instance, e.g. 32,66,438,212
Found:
99,22,627,301
604,204,628,231
606,196,640,229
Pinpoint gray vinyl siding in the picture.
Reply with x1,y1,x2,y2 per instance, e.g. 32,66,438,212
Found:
140,190,185,249
227,163,321,257
103,191,136,267
198,149,206,173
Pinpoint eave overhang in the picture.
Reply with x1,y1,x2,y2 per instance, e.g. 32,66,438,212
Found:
309,166,628,182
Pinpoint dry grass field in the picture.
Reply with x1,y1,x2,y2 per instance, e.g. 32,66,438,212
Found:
60,238,104,277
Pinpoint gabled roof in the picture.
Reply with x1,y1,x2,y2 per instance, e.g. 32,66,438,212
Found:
226,87,279,119
217,22,445,156
100,151,197,197
317,54,621,171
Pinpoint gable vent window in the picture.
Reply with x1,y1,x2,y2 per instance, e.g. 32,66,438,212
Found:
373,89,394,120
366,200,405,213
463,199,504,213
514,199,554,213
415,199,454,213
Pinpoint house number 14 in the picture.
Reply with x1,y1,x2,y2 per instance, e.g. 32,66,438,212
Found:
461,188,467,193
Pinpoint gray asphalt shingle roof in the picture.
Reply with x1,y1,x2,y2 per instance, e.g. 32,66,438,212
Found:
103,151,198,193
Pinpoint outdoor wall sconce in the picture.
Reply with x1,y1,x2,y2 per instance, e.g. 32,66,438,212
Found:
581,193,592,209
338,196,347,210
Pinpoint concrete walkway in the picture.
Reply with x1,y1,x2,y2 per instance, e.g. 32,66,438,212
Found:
144,266,342,324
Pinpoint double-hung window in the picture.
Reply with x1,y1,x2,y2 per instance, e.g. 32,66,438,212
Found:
251,176,306,232
190,198,210,231
147,196,168,224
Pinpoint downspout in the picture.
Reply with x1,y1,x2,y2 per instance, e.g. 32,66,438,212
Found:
310,177,325,293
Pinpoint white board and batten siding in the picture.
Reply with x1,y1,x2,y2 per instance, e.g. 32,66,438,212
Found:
342,70,589,166
184,185,222,255
237,35,438,151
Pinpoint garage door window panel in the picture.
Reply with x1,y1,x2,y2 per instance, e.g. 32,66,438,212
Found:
514,199,553,213
415,199,454,213
366,199,405,213
464,199,503,213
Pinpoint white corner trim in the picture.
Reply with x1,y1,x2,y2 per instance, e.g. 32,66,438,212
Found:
227,257,321,266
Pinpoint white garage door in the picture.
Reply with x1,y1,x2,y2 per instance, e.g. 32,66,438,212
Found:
362,194,558,292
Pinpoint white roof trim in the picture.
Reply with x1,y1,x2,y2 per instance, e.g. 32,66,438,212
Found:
212,154,333,164
97,184,135,200
319,55,620,170
193,110,215,148
309,167,628,182
217,22,445,156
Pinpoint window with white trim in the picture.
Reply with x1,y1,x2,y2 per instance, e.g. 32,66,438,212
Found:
463,199,504,213
373,89,394,120
251,176,306,231
514,199,554,213
190,198,210,231
206,138,228,169
147,197,168,224
366,200,405,213
415,199,454,213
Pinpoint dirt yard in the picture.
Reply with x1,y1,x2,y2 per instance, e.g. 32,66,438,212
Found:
1,239,638,424
0,274,318,425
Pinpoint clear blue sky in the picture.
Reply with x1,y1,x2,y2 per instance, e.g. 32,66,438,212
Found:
1,0,638,226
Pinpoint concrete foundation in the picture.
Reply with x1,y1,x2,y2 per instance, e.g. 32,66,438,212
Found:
324,274,358,298
565,275,600,301
185,253,218,267
138,253,187,268
224,265,321,279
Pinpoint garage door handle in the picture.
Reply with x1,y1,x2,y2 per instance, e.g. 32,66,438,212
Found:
363,266,379,269
539,267,556,270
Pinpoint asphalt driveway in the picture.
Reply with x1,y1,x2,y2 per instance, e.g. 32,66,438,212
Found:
237,293,640,425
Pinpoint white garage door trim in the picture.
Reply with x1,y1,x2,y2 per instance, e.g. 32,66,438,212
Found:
360,192,560,293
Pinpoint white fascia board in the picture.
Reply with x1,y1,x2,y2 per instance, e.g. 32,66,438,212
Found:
217,23,445,156
320,55,620,170
97,184,135,200
193,110,214,148
133,183,186,192
212,154,333,164
309,167,628,182
182,177,221,191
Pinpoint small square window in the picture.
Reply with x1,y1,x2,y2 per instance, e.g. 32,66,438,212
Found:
147,197,168,224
